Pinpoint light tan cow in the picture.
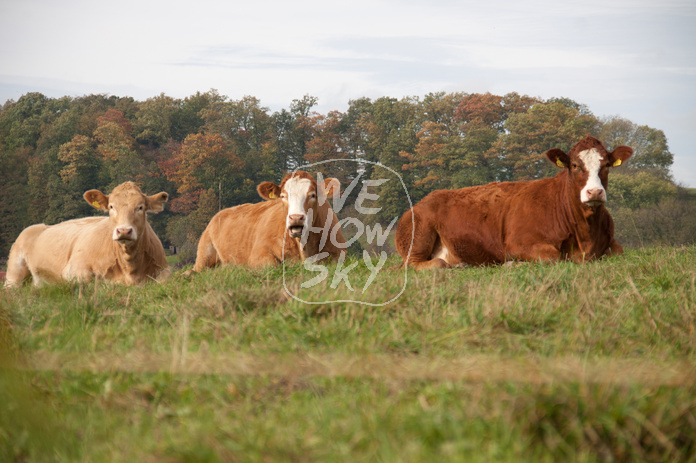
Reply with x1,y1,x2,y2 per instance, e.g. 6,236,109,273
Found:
4,182,170,287
194,171,345,269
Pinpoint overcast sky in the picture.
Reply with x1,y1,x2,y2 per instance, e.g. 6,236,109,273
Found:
1,0,695,186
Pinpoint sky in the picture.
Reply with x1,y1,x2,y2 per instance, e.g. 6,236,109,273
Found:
1,0,695,186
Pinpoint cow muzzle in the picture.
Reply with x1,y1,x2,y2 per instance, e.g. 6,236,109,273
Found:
287,214,306,238
582,188,606,208
113,226,136,242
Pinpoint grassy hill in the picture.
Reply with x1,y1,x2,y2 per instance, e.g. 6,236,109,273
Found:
2,247,695,462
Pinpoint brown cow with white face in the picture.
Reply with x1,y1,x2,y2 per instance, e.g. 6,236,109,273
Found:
193,171,345,269
4,182,170,287
395,136,633,269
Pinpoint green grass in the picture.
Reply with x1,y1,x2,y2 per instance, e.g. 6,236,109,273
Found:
2,247,696,462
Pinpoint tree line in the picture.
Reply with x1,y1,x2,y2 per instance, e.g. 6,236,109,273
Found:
0,90,692,260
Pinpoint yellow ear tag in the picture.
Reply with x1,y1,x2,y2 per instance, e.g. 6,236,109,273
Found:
268,191,276,199
556,159,565,168
613,159,622,167
92,201,101,209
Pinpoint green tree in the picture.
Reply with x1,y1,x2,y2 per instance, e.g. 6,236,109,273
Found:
268,95,320,175
0,93,55,151
170,90,218,142
166,188,220,262
360,96,419,220
490,100,598,181
134,93,178,147
608,171,678,210
93,111,143,188
0,146,31,256
202,95,278,201
598,116,673,178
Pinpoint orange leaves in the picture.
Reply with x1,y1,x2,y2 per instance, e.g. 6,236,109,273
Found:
400,122,452,175
302,111,344,164
57,134,92,183
93,110,136,161
160,133,245,213
455,92,505,127
168,190,202,214
300,110,357,185
97,108,133,135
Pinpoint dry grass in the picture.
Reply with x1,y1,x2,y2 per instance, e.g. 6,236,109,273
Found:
21,351,696,387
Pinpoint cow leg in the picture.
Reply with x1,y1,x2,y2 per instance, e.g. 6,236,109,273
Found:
247,249,281,267
605,239,623,257
395,209,448,270
509,243,561,263
193,229,220,271
4,225,47,288
4,244,30,288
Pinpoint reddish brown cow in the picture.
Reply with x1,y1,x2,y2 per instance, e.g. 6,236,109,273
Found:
395,136,633,269
194,171,345,269
5,182,170,287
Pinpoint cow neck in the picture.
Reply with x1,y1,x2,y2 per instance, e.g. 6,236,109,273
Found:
113,233,147,277
560,171,604,257
293,203,332,261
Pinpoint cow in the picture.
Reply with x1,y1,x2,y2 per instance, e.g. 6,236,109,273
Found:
395,136,634,269
193,171,345,270
4,182,170,287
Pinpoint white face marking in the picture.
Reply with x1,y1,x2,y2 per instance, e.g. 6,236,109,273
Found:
283,177,313,226
578,148,606,203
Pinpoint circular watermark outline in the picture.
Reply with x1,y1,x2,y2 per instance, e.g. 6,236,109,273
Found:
281,159,415,306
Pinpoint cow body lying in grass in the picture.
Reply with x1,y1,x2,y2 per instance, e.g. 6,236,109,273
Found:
395,136,633,269
194,171,345,269
4,182,170,287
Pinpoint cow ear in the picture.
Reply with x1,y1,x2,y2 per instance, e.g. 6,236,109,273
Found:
84,190,109,211
546,148,570,169
146,192,168,214
320,177,341,200
609,145,633,167
257,182,281,201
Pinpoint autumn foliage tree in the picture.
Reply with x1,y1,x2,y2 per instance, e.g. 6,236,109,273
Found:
162,133,245,213
0,90,688,258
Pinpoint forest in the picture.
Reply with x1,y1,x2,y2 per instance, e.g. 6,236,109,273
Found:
1,90,693,261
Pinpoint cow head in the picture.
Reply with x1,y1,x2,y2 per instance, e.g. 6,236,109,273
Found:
257,171,340,238
84,182,168,245
546,136,633,208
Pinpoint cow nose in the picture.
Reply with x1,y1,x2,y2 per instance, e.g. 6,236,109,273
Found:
116,227,134,239
586,189,605,201
288,214,305,225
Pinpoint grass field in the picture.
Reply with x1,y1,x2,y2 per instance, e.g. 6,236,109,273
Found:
1,247,695,462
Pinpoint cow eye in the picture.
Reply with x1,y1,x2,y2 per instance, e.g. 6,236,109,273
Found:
309,193,317,199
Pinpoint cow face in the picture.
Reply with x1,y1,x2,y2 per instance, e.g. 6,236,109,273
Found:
546,136,633,208
84,182,168,245
257,171,340,238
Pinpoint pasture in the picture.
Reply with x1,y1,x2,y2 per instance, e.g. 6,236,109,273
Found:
1,246,695,462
